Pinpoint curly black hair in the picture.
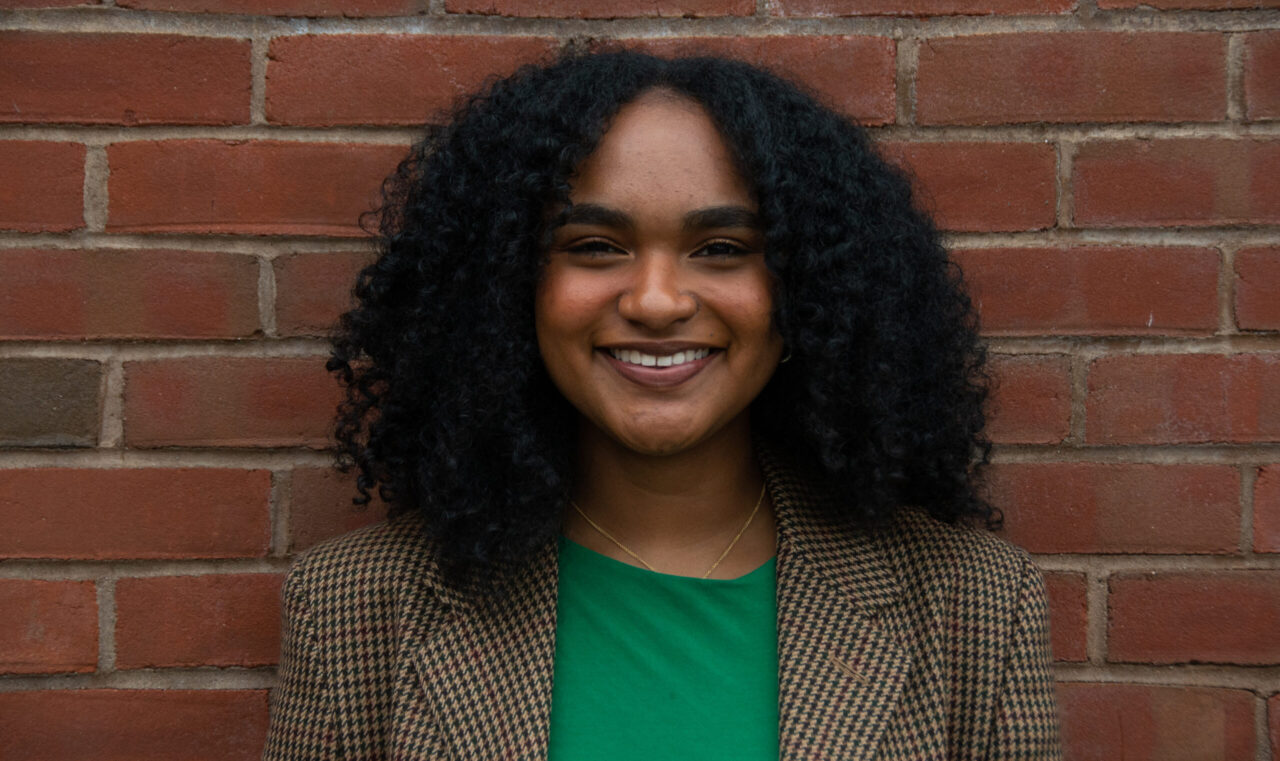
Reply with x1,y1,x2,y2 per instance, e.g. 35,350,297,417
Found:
327,46,996,583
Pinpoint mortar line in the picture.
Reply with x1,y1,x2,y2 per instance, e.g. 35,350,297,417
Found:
270,469,292,558
1228,31,1246,122
82,145,109,233
1056,139,1076,230
96,577,116,673
895,37,920,126
250,34,270,126
1221,243,1240,335
1068,352,1088,445
98,357,125,449
0,558,293,581
258,256,278,338
1255,693,1271,761
1086,571,1108,665
1242,465,1258,555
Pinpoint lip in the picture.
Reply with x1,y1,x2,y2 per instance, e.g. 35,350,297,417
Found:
598,346,720,389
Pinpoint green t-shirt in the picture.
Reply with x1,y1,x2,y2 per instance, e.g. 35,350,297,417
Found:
548,535,779,760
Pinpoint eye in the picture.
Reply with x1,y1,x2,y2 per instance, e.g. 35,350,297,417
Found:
694,240,753,258
565,239,627,257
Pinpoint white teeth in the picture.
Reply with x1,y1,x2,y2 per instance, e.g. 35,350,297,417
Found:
610,348,711,368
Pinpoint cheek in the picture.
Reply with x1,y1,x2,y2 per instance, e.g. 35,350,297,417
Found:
534,271,607,357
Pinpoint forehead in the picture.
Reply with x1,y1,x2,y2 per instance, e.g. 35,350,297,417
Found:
567,90,754,210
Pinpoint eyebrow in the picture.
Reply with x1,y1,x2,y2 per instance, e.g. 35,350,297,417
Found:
555,203,761,232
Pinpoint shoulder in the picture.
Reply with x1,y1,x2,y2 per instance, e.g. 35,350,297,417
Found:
282,513,445,621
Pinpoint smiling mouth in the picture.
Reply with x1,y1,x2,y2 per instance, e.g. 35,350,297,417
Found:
606,347,715,368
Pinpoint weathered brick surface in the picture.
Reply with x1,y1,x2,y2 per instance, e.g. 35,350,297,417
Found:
266,35,556,126
1245,31,1280,120
107,140,404,236
1100,0,1280,7
0,32,251,125
1270,695,1280,761
916,33,1225,125
954,246,1219,335
1043,572,1087,662
0,468,270,559
628,36,897,124
115,574,283,668
448,0,753,15
273,251,374,336
1057,683,1256,761
289,467,386,551
1087,354,1280,444
1073,139,1280,227
124,357,342,448
0,690,269,761
0,141,84,233
879,142,1056,231
1257,465,1280,554
0,580,97,675
0,249,259,339
1235,247,1280,330
0,358,101,447
986,354,1071,444
116,0,422,13
1109,572,1280,664
992,463,1239,554
773,0,1075,14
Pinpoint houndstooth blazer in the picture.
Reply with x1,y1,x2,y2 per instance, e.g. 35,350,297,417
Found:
263,446,1062,760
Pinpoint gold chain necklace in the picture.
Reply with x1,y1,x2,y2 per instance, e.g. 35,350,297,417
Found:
569,483,767,579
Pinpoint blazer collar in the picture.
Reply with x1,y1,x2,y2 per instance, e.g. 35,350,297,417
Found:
409,444,912,761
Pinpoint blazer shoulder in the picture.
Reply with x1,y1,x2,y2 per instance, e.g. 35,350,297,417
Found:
284,514,443,618
880,507,1040,601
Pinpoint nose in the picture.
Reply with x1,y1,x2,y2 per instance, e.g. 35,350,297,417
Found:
616,253,698,329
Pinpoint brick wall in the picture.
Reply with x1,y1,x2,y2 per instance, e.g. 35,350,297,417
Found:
1,1,1277,758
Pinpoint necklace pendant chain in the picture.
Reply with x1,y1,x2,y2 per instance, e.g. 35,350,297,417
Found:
569,483,767,579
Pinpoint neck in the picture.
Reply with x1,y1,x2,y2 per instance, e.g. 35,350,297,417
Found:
564,415,776,577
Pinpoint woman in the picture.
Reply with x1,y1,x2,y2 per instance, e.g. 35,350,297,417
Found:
264,49,1060,760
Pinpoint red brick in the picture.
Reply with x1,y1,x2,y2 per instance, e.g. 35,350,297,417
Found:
116,574,282,668
917,33,1225,126
1110,572,1280,664
1237,247,1280,330
1087,354,1280,444
1057,683,1255,761
0,690,268,761
124,357,341,448
0,358,101,446
1100,0,1280,7
879,142,1056,231
956,246,1219,336
628,36,896,125
0,141,83,232
1255,465,1280,553
116,0,420,13
106,140,403,236
0,249,259,340
274,251,374,336
448,0,752,15
993,463,1239,554
0,580,96,674
3,0,100,5
773,0,1074,14
0,468,270,559
266,35,555,126
1043,572,1087,662
0,32,250,126
290,467,385,551
1246,32,1280,120
986,354,1071,444
1073,139,1280,227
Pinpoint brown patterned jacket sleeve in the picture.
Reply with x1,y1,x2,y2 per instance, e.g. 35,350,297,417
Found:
263,557,334,761
989,556,1062,760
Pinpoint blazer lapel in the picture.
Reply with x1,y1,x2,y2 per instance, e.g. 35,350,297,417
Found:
762,447,914,761
409,539,559,761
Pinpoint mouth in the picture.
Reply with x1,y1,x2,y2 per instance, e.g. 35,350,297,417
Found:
598,345,721,388
606,347,714,368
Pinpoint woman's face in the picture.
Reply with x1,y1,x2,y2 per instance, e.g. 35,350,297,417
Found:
535,89,784,457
